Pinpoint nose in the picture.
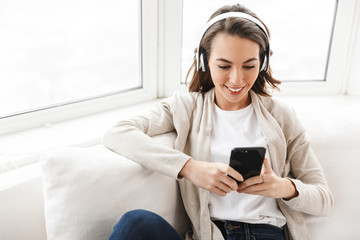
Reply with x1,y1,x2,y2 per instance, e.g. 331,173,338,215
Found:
229,67,243,85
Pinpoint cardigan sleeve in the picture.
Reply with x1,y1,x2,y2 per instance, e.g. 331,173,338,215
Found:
102,92,194,179
278,106,334,216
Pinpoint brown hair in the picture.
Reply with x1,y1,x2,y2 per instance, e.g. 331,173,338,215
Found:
186,4,281,96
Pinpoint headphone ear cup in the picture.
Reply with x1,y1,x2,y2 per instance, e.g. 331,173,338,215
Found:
260,55,267,72
199,53,206,72
260,46,270,72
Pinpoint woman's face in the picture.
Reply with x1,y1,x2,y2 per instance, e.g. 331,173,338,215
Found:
208,33,260,111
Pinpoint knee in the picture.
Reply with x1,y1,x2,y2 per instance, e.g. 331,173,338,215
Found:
117,209,161,229
110,209,181,240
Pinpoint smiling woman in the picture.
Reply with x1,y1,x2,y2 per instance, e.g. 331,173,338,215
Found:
186,6,281,110
103,3,333,240
208,35,261,110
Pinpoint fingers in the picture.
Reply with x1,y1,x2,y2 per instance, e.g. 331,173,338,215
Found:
209,163,242,196
213,161,275,197
237,175,264,192
237,178,268,194
238,185,267,195
263,157,272,173
209,182,233,197
218,173,238,191
211,186,228,197
206,174,234,197
213,165,237,191
215,181,233,195
183,160,245,197
236,158,273,194
218,163,244,183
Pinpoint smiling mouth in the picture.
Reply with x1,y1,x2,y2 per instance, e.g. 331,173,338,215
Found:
225,85,245,94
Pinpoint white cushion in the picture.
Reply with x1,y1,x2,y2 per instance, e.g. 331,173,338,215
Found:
40,132,189,240
288,98,360,240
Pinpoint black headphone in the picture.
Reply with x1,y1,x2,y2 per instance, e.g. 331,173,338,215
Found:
196,12,270,72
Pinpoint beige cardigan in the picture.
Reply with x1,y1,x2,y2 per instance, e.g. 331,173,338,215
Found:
103,89,334,240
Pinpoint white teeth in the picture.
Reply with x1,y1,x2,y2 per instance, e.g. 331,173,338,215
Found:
228,87,243,92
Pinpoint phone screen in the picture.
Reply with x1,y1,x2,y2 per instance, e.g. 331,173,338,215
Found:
229,147,266,182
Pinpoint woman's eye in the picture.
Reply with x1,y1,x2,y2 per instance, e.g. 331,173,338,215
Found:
218,65,230,69
243,65,255,69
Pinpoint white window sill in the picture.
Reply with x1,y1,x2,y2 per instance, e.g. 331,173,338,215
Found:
0,99,161,174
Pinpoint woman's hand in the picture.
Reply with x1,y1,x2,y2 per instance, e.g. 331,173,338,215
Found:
237,158,299,200
179,158,244,196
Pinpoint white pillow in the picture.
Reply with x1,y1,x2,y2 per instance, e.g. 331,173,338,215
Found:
40,133,189,240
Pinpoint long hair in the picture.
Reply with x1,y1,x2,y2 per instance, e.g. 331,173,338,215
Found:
186,4,281,96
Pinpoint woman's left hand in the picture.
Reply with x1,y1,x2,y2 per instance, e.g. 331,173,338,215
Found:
237,158,299,200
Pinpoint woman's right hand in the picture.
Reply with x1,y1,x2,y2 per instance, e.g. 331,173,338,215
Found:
179,158,243,196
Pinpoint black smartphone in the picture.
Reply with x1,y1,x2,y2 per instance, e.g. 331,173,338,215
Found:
229,147,266,183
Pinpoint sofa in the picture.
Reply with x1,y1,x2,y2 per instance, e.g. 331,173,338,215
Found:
1,95,360,239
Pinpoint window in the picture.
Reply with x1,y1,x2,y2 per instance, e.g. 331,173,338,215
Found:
0,0,158,134
0,0,159,173
0,0,140,119
181,0,338,83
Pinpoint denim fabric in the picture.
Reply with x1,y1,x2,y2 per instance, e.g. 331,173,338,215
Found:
213,220,285,240
108,209,284,240
108,209,184,240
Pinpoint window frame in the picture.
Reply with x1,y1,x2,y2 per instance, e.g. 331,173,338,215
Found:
0,0,159,136
346,0,360,95
162,0,359,97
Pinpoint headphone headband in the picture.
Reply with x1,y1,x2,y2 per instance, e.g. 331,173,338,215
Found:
196,12,270,72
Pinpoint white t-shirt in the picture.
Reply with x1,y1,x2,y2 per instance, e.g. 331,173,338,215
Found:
209,103,286,228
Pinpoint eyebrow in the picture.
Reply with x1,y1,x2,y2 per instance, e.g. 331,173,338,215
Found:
215,57,258,64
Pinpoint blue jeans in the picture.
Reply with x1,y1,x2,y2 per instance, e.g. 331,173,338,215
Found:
109,209,285,240
108,209,184,240
213,220,285,240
